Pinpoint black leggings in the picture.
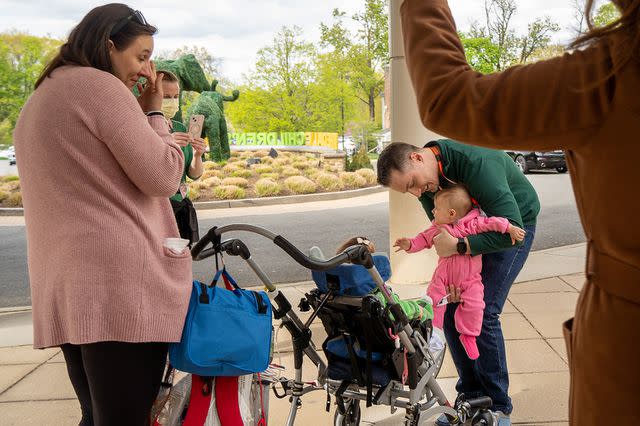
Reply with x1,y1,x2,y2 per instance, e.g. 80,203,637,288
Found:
61,341,168,426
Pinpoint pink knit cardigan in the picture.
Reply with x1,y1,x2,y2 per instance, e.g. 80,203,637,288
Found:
13,66,193,349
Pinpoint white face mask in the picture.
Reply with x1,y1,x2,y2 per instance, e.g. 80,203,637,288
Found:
161,98,179,119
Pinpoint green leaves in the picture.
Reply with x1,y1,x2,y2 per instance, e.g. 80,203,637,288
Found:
459,0,560,73
0,32,61,144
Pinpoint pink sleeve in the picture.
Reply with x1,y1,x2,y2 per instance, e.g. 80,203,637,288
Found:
465,216,511,236
407,225,441,253
79,71,184,197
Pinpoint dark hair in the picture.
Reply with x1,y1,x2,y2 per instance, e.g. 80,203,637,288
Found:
35,3,157,89
571,0,639,67
376,142,421,186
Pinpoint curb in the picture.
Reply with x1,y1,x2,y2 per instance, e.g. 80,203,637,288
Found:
0,186,387,217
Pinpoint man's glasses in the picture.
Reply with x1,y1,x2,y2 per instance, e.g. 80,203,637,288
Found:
109,10,148,37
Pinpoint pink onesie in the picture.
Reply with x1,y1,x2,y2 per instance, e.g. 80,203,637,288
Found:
408,208,511,359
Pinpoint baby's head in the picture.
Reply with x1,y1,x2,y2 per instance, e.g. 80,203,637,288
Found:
335,237,376,258
432,185,473,224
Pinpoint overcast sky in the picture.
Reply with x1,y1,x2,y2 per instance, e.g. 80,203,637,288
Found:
0,0,593,82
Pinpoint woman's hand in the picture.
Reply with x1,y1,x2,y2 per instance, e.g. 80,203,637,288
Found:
172,132,191,148
137,61,164,113
190,137,207,157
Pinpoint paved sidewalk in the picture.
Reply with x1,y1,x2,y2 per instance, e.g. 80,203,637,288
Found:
0,243,584,425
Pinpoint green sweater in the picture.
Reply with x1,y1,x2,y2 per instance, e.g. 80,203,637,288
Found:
169,120,194,202
419,139,540,255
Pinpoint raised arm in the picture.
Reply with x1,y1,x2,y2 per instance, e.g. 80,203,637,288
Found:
408,224,443,253
80,71,184,197
400,0,615,151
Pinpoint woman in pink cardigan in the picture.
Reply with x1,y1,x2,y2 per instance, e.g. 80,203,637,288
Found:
13,4,191,424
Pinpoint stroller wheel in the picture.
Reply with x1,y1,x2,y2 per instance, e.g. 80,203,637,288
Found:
334,398,361,426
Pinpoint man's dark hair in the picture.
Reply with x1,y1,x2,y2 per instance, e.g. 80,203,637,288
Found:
35,3,157,89
376,142,422,186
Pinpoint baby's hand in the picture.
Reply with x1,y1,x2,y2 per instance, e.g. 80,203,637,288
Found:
393,237,411,252
508,224,526,245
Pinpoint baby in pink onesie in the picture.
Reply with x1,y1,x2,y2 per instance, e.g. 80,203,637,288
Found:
394,185,525,359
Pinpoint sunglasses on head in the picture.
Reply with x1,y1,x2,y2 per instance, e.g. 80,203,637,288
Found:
109,10,148,37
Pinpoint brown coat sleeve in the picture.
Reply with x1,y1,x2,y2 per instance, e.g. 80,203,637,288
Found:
400,0,615,151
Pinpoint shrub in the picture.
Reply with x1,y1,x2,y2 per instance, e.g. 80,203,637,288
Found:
214,185,245,199
0,189,9,203
284,176,317,194
188,186,202,201
355,168,377,185
305,168,320,179
221,177,249,188
259,156,274,164
273,157,291,167
255,178,282,197
281,166,299,177
260,173,280,180
291,160,311,170
314,172,343,191
200,169,221,180
1,181,20,192
252,165,274,174
254,150,270,158
340,172,367,189
1,175,19,182
202,162,219,171
231,169,253,178
5,191,22,207
202,177,222,187
346,145,373,171
222,163,240,174
190,180,210,191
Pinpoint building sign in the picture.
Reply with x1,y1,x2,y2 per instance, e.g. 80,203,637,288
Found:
230,132,338,150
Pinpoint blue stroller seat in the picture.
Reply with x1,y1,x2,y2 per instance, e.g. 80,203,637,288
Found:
308,253,431,400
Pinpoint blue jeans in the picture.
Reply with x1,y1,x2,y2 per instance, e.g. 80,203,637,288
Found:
443,224,536,414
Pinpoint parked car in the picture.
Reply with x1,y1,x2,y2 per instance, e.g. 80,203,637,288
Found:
505,150,567,174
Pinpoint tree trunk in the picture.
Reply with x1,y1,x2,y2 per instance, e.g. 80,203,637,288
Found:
368,88,375,121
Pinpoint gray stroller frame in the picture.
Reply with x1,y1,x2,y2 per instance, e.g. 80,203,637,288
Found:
191,224,496,426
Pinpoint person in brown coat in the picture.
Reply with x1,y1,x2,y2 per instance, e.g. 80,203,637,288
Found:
399,0,640,424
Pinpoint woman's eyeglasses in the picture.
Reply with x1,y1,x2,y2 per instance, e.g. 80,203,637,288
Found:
109,10,148,37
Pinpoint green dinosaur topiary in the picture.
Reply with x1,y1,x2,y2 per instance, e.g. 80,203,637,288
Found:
186,80,240,162
154,54,210,122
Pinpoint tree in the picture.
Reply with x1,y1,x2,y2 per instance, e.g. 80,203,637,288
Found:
227,26,317,132
0,32,61,144
593,2,620,27
350,0,389,122
460,0,560,73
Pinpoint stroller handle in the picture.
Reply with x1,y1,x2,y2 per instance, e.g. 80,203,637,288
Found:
191,224,372,271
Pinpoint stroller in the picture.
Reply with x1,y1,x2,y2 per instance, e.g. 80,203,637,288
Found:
190,224,497,426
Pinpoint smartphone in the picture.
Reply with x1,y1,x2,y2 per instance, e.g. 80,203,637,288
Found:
188,115,205,139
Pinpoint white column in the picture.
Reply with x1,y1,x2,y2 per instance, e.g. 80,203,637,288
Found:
388,0,441,285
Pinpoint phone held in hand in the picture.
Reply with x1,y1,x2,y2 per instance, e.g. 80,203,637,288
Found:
188,115,204,140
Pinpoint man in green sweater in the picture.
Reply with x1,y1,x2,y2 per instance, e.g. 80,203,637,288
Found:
377,140,539,425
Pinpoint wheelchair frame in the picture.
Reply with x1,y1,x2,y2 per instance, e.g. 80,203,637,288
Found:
191,224,495,426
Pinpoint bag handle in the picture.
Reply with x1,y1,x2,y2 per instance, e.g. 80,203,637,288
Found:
210,267,239,291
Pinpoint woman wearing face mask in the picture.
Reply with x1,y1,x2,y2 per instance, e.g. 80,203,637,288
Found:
13,4,191,424
157,69,205,245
